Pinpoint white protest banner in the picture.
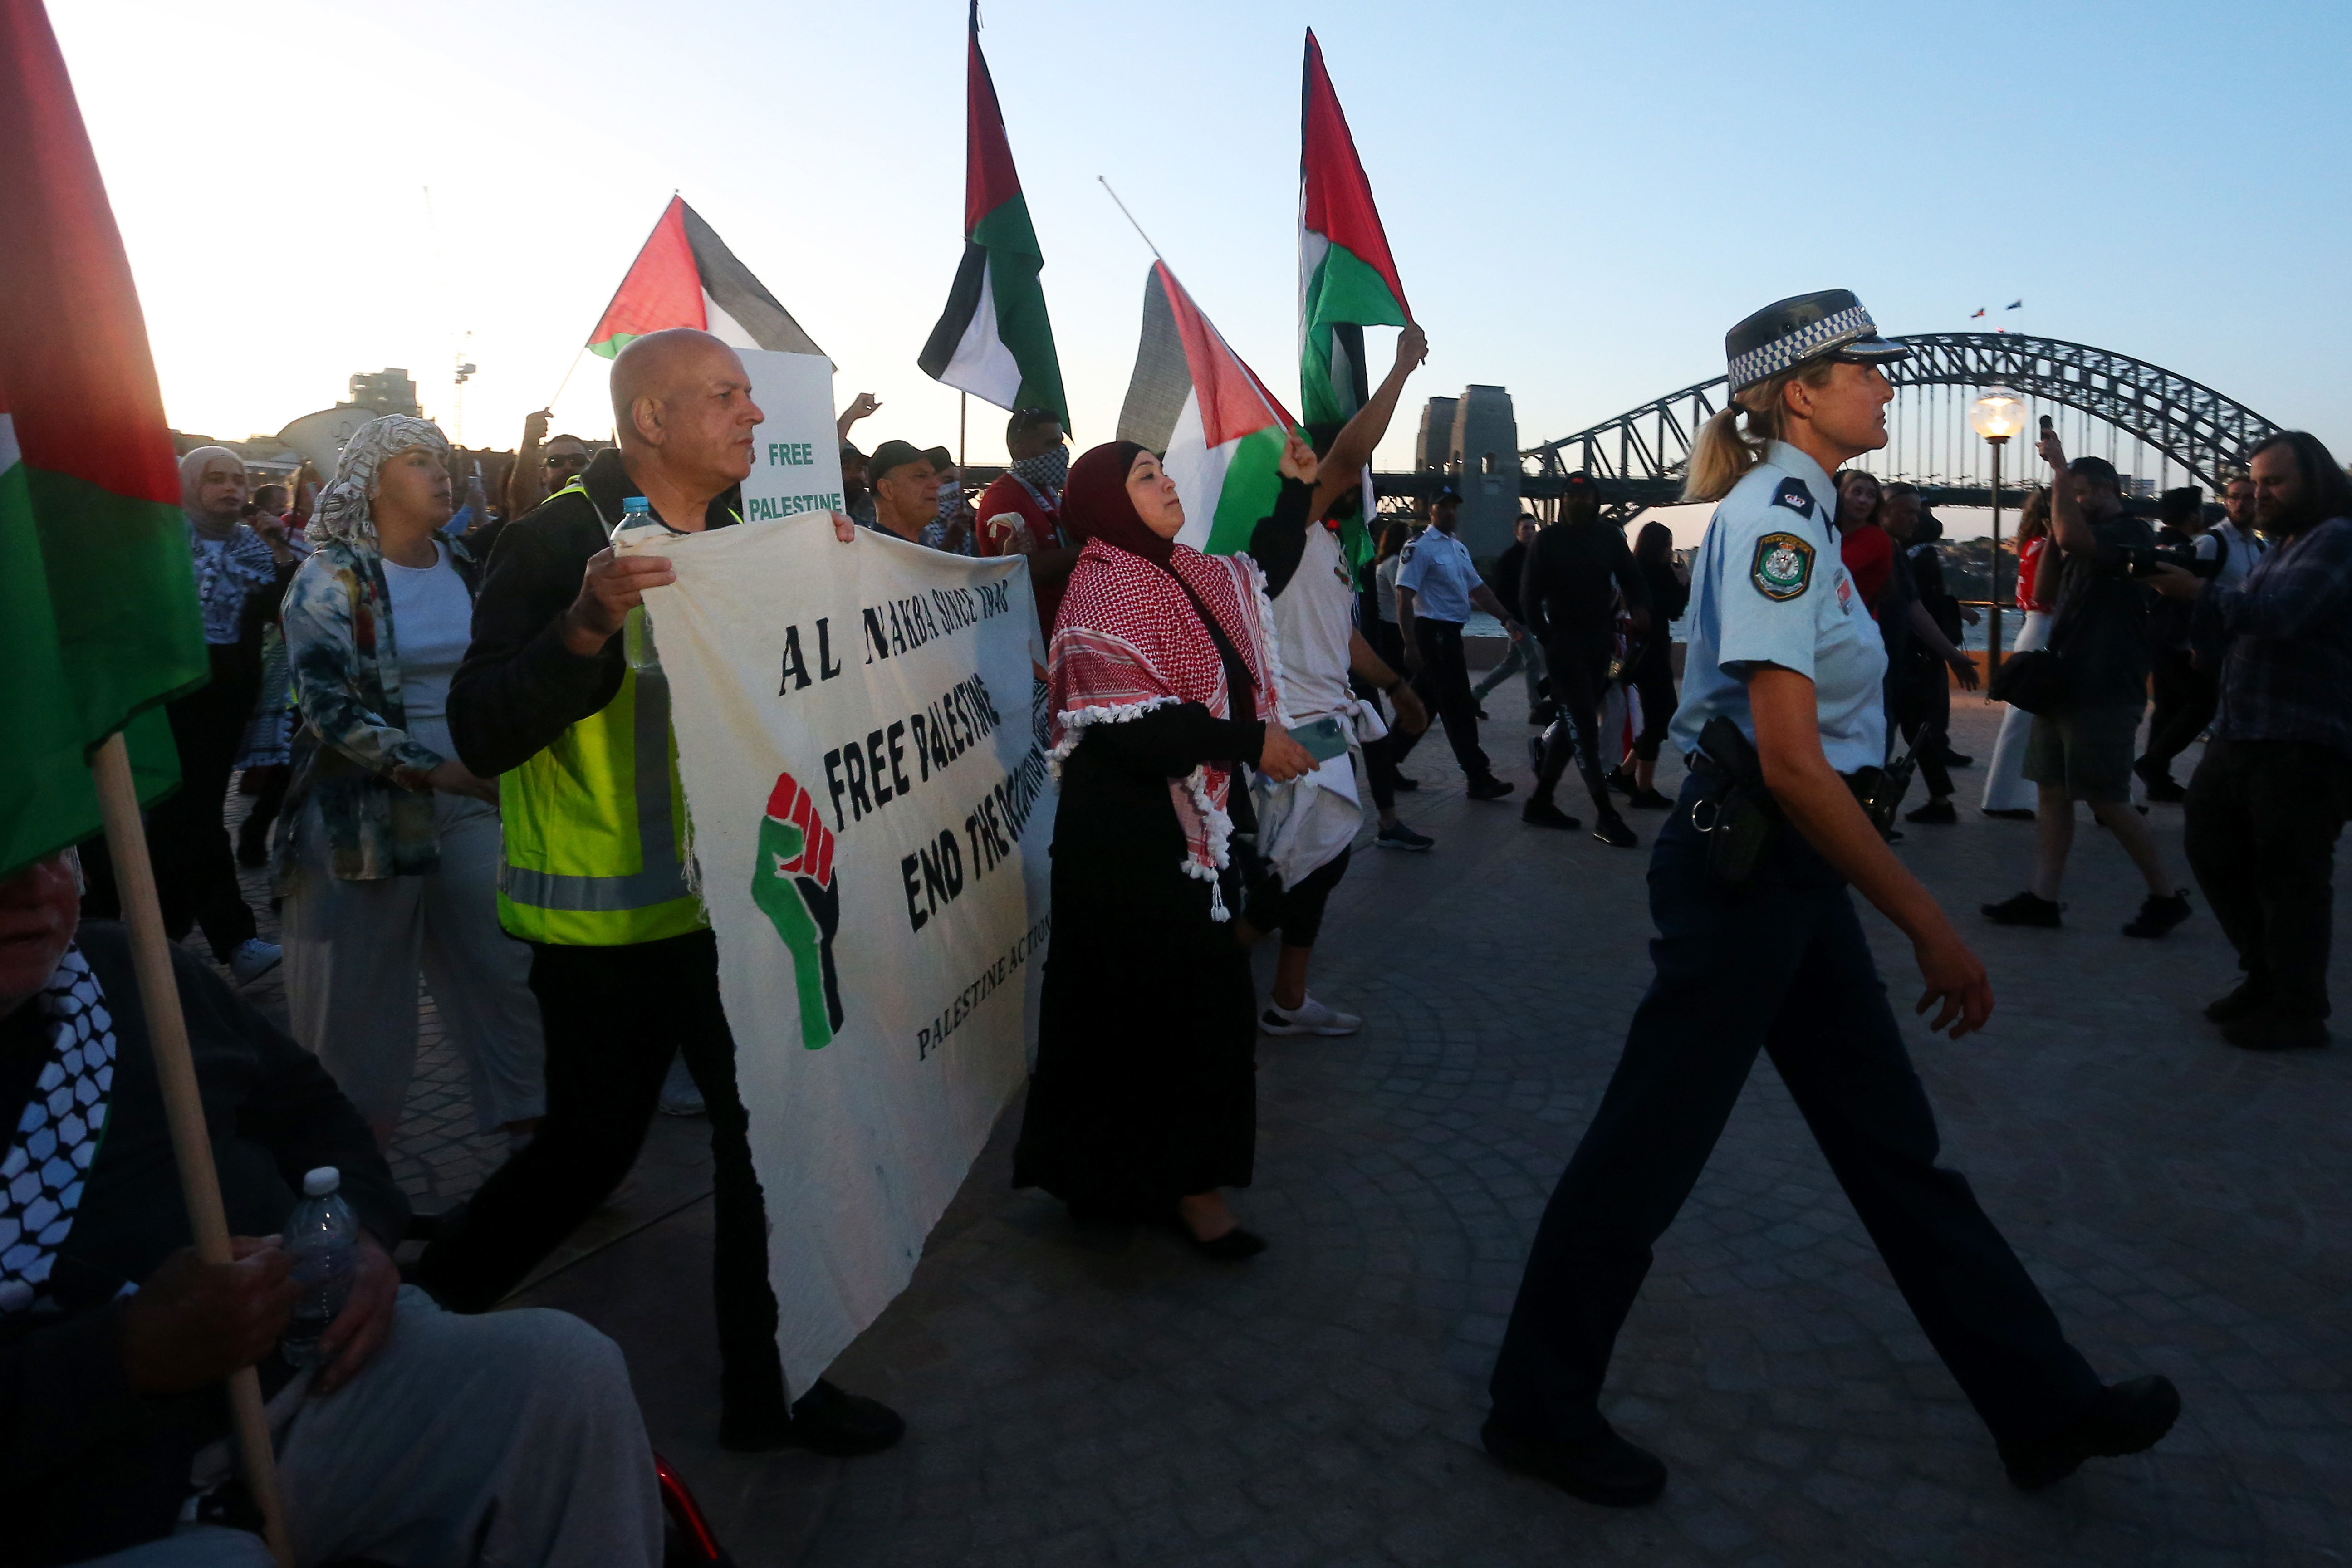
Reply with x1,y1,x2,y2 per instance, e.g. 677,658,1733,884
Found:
736,349,847,524
639,519,1054,1396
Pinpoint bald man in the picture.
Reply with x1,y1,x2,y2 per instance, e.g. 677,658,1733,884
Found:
415,330,903,1458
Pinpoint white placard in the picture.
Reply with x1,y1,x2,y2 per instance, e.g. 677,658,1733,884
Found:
638,519,1053,1396
737,349,847,524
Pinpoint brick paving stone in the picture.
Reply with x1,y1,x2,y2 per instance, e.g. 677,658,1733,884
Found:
206,701,2352,1563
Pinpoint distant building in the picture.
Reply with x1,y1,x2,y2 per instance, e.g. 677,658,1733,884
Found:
348,368,421,418
1447,386,1520,557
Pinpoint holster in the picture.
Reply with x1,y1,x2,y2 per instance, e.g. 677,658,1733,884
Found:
1691,715,1781,885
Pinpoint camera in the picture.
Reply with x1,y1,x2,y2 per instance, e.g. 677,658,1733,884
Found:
2119,542,2217,580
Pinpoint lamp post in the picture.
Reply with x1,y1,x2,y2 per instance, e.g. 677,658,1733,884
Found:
1968,388,2030,672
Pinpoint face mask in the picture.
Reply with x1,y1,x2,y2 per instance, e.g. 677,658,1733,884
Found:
1011,444,1069,494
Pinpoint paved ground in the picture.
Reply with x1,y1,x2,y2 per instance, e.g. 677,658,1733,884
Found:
225,698,2351,1566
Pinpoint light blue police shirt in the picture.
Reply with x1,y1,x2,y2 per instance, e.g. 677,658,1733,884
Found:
1666,441,1888,773
1394,526,1481,623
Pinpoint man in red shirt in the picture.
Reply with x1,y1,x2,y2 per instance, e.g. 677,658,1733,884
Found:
974,406,1076,635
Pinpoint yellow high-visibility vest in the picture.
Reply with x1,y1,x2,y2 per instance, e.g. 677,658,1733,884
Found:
494,478,712,946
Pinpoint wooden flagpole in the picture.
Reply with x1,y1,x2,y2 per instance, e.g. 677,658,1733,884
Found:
89,733,294,1567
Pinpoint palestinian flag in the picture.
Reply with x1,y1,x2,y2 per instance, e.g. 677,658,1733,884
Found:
1115,262,1297,558
917,2,1068,428
1,0,206,879
587,196,824,358
1298,29,1411,435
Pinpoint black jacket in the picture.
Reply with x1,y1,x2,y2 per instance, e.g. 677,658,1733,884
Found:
0,924,404,1565
1522,518,1649,646
449,448,740,778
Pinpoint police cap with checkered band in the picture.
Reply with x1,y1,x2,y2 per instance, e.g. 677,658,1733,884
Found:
1725,289,1909,394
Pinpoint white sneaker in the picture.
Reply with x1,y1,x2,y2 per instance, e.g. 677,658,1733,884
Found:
1259,992,1362,1037
227,938,282,985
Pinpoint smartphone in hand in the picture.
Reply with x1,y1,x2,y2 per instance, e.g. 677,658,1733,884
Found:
1287,715,1351,764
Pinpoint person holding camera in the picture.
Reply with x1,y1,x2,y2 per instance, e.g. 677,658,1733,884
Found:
1481,291,2176,1508
2145,432,2352,1049
1982,436,2191,936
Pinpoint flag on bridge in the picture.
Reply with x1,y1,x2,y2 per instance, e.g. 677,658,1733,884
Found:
1970,307,1987,318
918,2,1068,429
587,196,825,359
1117,262,1298,558
1298,29,1411,438
0,0,207,878
2006,299,2024,310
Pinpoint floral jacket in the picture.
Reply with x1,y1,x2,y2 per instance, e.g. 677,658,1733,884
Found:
271,532,481,886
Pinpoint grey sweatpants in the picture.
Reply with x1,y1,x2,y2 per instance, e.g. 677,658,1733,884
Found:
72,1289,662,1568
282,795,546,1137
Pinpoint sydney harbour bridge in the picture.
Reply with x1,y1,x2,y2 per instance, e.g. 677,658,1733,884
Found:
1373,333,2283,529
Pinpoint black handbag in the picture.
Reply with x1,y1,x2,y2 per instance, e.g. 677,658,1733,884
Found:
1985,646,2068,715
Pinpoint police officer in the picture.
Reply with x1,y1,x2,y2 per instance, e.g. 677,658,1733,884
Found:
1395,484,1521,799
1481,292,2180,1505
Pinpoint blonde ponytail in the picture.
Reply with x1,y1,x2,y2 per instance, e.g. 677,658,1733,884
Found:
1680,361,1838,504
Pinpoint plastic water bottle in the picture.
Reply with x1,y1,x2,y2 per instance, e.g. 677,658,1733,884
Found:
612,495,664,672
281,1166,358,1369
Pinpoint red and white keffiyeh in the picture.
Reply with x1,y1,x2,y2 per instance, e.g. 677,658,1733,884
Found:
1049,536,1289,916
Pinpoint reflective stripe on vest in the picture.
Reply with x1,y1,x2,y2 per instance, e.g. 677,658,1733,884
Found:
495,475,707,946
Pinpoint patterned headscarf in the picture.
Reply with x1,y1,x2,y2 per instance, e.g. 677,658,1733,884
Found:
308,415,451,550
1047,442,1289,916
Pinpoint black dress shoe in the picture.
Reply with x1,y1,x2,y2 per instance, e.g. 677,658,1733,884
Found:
1521,799,1581,831
2221,1014,2330,1051
1592,811,1639,849
1983,890,2063,927
2134,756,2187,802
1998,1376,2180,1490
2204,981,2269,1023
1981,807,2037,821
1182,1224,1268,1260
1905,797,1957,824
1627,787,1675,810
1481,1417,1666,1507
721,1378,906,1457
1467,776,1516,801
1391,773,1420,791
1939,750,1974,769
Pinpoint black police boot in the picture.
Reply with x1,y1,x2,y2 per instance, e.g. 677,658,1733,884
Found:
2220,1014,2330,1051
721,1379,906,1457
1997,1376,2180,1490
1481,1417,1666,1507
2205,979,2269,1023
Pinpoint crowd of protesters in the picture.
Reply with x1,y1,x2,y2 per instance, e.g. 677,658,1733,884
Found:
17,306,2352,1563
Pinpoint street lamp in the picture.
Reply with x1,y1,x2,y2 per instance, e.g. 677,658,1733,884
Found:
1968,388,2029,671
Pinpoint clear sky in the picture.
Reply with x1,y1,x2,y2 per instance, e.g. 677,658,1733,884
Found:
54,0,2352,502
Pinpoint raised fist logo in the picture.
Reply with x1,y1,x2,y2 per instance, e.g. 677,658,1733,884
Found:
750,770,844,1049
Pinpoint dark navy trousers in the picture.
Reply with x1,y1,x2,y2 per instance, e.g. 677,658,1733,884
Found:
1489,772,2102,1446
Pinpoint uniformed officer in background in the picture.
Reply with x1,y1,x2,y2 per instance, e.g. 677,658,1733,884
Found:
1481,291,2180,1505
1395,484,1522,799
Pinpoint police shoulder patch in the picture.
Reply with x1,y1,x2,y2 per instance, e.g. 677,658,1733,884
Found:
1750,531,1815,601
1771,477,1816,518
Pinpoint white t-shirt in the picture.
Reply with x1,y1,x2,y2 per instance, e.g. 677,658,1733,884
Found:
382,541,474,763
1374,554,1403,625
1273,524,1359,720
1667,442,1888,774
